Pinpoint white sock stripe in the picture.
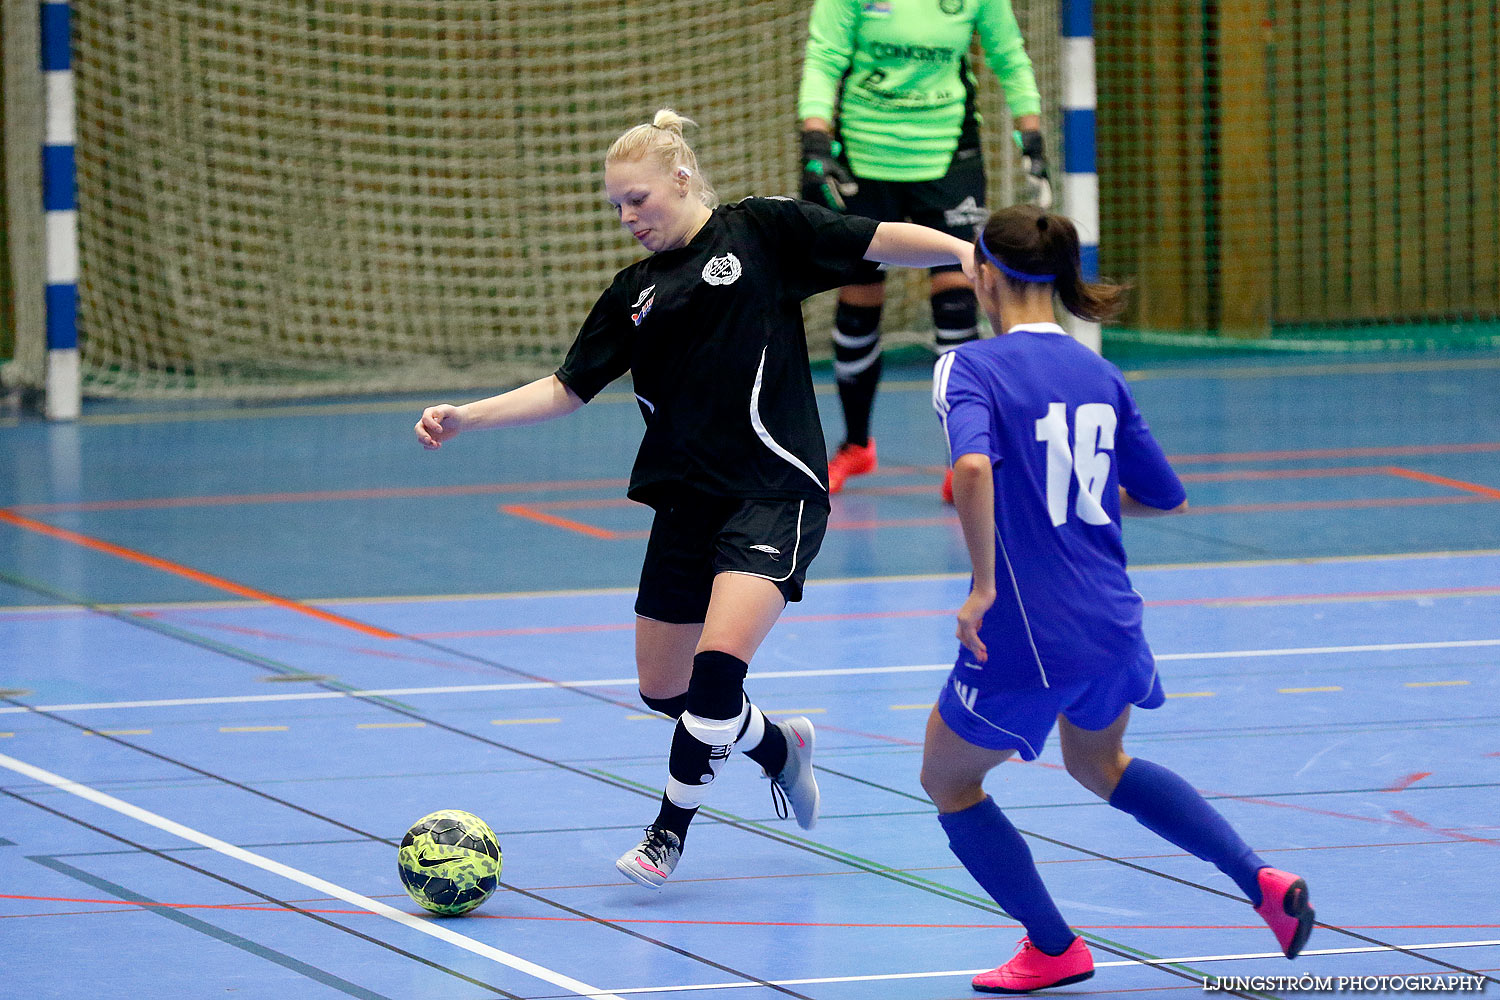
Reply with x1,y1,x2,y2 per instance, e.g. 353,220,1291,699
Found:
834,351,882,379
934,326,978,342
832,327,881,350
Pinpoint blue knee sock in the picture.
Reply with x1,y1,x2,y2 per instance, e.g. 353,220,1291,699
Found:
1108,758,1267,905
939,797,1075,955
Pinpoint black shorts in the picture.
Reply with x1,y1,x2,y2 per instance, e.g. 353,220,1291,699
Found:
634,493,830,625
843,146,988,283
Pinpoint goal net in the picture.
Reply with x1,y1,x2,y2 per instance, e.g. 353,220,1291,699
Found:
62,0,1053,399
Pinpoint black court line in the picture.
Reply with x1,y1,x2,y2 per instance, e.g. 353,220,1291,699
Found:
0,571,1269,998
17,569,1482,995
819,763,1499,986
0,787,523,999
29,855,399,1000
1,697,814,1000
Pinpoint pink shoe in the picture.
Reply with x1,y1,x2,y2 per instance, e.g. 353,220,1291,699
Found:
1255,867,1315,959
828,439,877,494
972,936,1094,994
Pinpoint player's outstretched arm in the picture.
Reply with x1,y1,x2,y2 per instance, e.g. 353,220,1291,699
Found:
415,375,584,450
865,222,976,281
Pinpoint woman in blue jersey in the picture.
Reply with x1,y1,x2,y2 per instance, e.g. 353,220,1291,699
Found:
922,204,1315,993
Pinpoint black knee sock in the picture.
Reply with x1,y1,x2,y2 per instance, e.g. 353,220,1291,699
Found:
656,651,749,841
833,302,882,447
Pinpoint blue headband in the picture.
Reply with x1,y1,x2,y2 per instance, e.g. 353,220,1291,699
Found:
977,231,1055,283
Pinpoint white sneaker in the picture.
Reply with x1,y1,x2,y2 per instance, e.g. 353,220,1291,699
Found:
615,826,682,889
770,716,820,830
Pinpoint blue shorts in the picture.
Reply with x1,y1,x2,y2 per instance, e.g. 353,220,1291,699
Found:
936,660,1165,761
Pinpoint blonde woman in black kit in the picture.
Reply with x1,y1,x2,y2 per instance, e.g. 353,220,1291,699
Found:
416,109,974,888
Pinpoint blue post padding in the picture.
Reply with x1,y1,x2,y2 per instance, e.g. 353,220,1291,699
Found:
1061,0,1092,39
45,284,78,350
1080,243,1099,282
41,3,71,71
43,145,76,212
1063,109,1096,174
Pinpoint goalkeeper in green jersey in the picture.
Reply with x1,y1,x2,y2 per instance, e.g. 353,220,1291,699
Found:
797,0,1049,500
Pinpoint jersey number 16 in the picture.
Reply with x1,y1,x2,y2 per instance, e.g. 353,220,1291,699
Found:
1035,402,1117,527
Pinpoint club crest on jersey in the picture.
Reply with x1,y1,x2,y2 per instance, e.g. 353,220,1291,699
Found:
939,0,964,14
630,284,656,326
862,0,892,14
702,253,742,286
944,196,989,229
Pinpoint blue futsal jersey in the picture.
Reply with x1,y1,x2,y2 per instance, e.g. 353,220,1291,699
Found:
933,323,1186,688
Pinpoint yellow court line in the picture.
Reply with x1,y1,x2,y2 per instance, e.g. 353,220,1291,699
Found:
1403,680,1470,688
356,722,426,729
490,717,561,726
889,704,935,711
1166,692,1217,699
1278,686,1343,694
220,725,289,733
627,713,668,721
762,708,826,715
0,732,13,738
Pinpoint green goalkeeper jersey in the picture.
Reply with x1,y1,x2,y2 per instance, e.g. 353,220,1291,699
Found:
798,0,1041,182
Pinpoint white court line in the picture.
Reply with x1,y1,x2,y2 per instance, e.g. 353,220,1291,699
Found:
0,751,624,1000
603,940,1500,994
3,639,1498,717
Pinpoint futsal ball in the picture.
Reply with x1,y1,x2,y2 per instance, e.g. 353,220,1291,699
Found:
397,809,502,915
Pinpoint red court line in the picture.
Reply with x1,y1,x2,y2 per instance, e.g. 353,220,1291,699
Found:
9,478,630,514
1177,465,1394,483
6,894,1497,932
1386,467,1500,501
410,607,957,640
499,504,623,540
0,509,399,639
9,444,1497,515
1168,442,1500,465
1146,585,1500,608
408,581,1495,637
1385,772,1434,792
1186,495,1483,515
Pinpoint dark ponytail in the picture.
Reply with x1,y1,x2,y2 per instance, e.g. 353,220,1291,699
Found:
977,205,1128,323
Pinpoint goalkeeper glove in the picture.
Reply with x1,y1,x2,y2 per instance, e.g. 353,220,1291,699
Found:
1016,129,1053,210
800,130,859,212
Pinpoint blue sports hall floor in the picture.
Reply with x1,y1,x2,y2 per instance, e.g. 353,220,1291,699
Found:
2,349,1498,999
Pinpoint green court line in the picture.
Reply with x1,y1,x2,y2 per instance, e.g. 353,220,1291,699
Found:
588,768,1269,997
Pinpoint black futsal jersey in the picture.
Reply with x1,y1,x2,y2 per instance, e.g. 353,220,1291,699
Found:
556,197,880,508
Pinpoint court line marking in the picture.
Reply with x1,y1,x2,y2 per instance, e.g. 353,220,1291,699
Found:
0,509,399,639
1388,467,1500,502
2,638,1497,716
11,444,1496,516
0,751,624,1000
599,939,1500,993
4,548,1497,615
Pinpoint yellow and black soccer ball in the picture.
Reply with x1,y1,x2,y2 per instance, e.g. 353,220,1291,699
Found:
397,809,502,915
